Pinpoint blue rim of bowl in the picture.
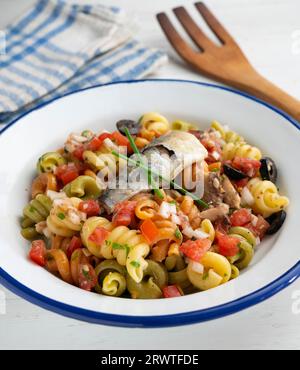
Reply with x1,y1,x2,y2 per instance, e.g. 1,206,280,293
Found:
0,79,299,327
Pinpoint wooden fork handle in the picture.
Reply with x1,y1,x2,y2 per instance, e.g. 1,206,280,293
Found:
227,70,300,123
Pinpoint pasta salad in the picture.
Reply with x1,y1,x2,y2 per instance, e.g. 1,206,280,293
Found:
20,113,289,299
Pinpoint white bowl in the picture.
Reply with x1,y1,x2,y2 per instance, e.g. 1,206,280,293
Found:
0,79,299,327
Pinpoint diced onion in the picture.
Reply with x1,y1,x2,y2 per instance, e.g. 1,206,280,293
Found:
189,261,204,274
47,190,67,201
255,237,261,246
171,214,181,225
158,201,177,219
251,215,258,227
241,186,254,206
182,226,209,240
193,229,210,239
68,210,81,225
70,133,88,143
103,138,119,151
43,227,51,239
182,225,194,238
211,151,220,160
35,221,47,234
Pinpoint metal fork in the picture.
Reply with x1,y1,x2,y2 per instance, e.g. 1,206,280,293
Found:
157,2,300,122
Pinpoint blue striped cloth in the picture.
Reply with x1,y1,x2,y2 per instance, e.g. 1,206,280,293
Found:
0,0,167,127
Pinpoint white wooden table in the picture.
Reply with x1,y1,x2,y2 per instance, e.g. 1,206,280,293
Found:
0,0,300,350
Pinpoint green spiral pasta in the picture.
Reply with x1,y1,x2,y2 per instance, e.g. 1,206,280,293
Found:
94,260,127,294
172,120,197,131
63,175,102,200
21,194,52,240
83,150,125,178
227,226,256,270
187,252,231,291
211,121,244,143
37,152,66,173
126,260,168,299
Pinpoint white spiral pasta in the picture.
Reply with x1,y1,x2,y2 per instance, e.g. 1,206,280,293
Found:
81,217,150,282
139,112,170,140
247,178,289,217
200,219,215,242
222,142,262,161
46,197,84,237
187,252,231,291
83,150,124,178
81,216,113,257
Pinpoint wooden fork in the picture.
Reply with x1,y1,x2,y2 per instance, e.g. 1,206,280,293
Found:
157,2,300,122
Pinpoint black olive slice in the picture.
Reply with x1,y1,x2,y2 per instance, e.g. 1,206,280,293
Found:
260,157,277,183
223,164,247,180
116,119,140,135
266,210,286,235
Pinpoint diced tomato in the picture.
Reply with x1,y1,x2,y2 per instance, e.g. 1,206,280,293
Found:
208,162,221,172
73,145,84,161
162,285,182,298
78,200,100,217
245,215,270,239
88,227,110,245
78,263,97,291
216,232,240,257
98,132,113,144
55,163,79,185
60,169,78,185
112,200,137,227
234,178,249,189
111,131,133,154
230,208,252,227
66,236,82,260
87,137,102,151
29,240,47,266
200,138,222,164
140,219,160,244
179,239,212,262
112,131,129,146
232,157,261,177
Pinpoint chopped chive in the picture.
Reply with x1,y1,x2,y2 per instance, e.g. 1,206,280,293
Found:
174,228,182,240
111,150,209,209
169,200,177,205
130,260,140,268
202,272,209,280
123,127,164,200
81,130,90,137
57,212,65,220
112,242,125,250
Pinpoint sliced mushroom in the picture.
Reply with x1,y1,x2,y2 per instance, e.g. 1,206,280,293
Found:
222,175,241,209
199,203,229,222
